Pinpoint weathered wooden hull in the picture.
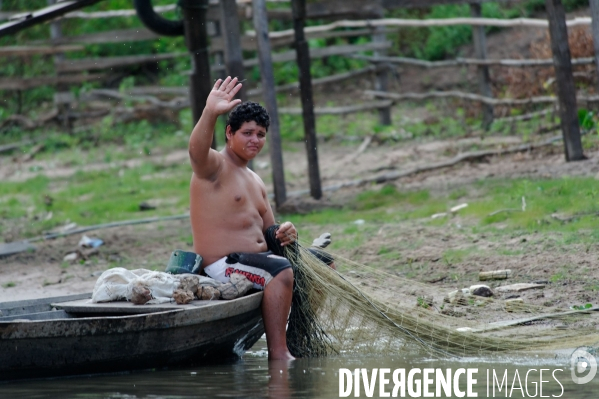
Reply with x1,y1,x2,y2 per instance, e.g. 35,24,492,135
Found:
0,293,264,381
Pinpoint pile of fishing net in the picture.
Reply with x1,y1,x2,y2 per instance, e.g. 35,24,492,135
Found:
284,238,599,358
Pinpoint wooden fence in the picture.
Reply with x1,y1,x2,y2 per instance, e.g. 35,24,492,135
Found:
3,4,594,113
0,0,595,201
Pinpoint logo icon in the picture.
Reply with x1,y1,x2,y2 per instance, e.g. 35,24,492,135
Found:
570,347,597,384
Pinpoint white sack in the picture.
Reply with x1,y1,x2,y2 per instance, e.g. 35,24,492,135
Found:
92,268,221,304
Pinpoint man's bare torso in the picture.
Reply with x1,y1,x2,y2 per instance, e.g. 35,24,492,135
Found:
190,152,270,266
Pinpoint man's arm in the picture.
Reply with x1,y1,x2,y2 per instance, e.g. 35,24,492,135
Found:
189,77,242,178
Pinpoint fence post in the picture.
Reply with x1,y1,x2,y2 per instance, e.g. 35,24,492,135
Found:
291,0,322,200
47,0,64,63
590,0,599,96
48,0,68,130
545,0,585,161
210,20,225,79
180,0,215,149
373,1,391,126
252,0,287,208
469,2,493,130
220,0,252,169
219,0,247,102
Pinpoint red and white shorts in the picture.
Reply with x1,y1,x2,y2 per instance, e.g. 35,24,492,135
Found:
203,251,292,290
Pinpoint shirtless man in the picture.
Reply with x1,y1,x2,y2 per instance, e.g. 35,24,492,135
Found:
188,76,297,361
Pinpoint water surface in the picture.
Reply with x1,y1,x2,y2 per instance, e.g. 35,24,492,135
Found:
1,339,597,398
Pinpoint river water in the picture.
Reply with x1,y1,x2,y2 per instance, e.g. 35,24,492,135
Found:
1,338,597,398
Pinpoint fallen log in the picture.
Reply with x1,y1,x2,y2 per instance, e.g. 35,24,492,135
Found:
35,26,387,52
343,135,373,164
245,16,593,42
247,65,379,97
56,53,186,74
125,65,379,99
0,241,36,257
353,54,594,68
551,211,599,223
479,270,512,281
72,89,391,117
0,74,106,91
0,45,83,57
0,140,36,154
366,89,557,106
494,108,555,123
0,115,37,130
368,90,599,107
278,100,393,116
0,109,58,131
469,306,599,332
19,143,45,162
285,135,563,197
57,42,390,73
83,89,189,111
29,214,191,242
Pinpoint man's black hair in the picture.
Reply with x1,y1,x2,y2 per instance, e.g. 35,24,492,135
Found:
225,102,270,142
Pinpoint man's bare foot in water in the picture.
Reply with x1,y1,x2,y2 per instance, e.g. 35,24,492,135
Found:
267,349,295,361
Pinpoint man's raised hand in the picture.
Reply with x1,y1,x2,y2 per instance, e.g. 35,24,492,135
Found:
205,76,243,115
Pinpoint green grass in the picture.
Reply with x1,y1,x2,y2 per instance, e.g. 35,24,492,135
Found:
3,128,599,246
496,248,525,256
377,245,401,261
276,102,394,143
287,176,599,244
550,272,567,283
585,284,599,292
3,163,599,243
1,282,16,288
442,248,473,266
469,177,599,232
0,162,191,238
0,119,189,163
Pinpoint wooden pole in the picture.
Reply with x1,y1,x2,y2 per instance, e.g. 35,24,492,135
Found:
210,19,225,80
47,0,64,63
470,2,493,130
180,0,215,149
48,0,67,130
545,0,585,161
219,0,247,102
372,1,392,126
291,0,322,199
220,0,252,169
591,0,599,96
252,0,287,208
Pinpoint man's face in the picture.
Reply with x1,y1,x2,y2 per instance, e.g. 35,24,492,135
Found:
226,121,267,160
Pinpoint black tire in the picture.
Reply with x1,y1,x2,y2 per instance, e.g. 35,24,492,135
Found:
134,0,184,37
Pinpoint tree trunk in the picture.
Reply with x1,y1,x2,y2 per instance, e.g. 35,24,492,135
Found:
181,0,215,148
590,0,599,96
292,0,323,199
545,0,585,161
470,2,494,130
252,0,288,207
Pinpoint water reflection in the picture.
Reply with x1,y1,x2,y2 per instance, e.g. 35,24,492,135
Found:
1,339,597,398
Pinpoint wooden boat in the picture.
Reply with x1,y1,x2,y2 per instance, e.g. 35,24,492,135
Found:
0,292,264,381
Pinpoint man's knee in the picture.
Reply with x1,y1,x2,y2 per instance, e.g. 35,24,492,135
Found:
274,267,294,289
